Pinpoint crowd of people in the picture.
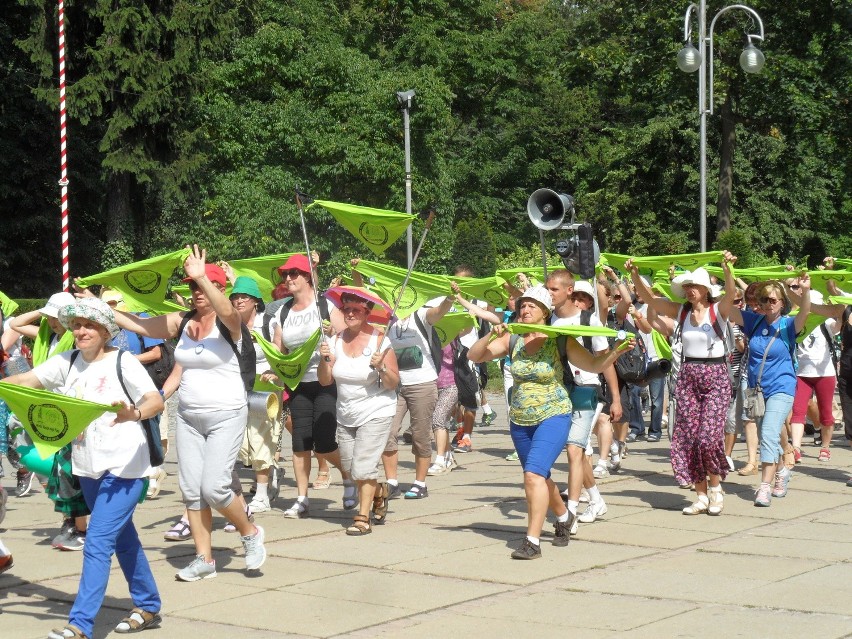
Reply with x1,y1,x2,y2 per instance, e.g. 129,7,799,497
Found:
0,247,850,637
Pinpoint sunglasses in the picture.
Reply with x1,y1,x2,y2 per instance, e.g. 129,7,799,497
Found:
281,269,307,279
733,298,744,305
188,282,225,292
759,296,780,305
613,295,622,300
789,284,801,290
342,306,367,315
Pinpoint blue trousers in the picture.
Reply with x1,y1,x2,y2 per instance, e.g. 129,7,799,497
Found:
510,414,571,479
629,376,665,437
757,393,795,464
69,473,160,637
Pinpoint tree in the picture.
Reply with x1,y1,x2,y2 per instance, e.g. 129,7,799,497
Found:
451,216,495,277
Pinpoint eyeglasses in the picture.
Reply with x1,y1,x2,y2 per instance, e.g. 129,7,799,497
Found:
188,282,225,292
759,296,780,305
789,284,801,290
613,295,622,300
733,298,744,305
281,269,307,279
342,306,367,315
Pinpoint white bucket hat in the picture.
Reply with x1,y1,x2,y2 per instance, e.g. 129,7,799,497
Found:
671,268,721,300
518,285,553,317
39,292,76,319
58,298,120,338
571,280,596,299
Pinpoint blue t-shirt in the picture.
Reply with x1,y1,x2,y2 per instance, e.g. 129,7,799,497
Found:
742,310,797,398
110,313,164,355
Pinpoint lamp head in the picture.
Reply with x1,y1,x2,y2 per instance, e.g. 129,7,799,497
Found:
677,40,702,73
396,89,415,108
739,42,765,74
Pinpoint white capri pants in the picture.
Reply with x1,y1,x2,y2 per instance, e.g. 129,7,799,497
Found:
337,416,394,481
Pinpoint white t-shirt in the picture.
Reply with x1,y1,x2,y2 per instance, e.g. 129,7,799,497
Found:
797,319,837,377
250,313,270,373
175,321,246,412
34,349,155,479
680,303,727,359
279,300,332,384
551,312,608,386
388,307,439,386
331,330,397,428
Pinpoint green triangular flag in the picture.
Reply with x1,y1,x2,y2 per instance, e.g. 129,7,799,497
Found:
32,320,75,367
731,268,852,296
506,323,618,339
598,253,635,275
253,375,285,394
828,295,852,305
652,329,673,360
789,310,828,344
495,265,563,288
0,290,19,318
454,276,508,307
229,253,297,300
834,259,852,270
310,200,414,256
76,248,191,313
630,251,724,273
353,260,450,320
252,329,321,391
0,383,119,459
433,312,478,347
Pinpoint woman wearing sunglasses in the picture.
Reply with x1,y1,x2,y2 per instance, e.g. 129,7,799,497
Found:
725,267,812,507
318,288,399,534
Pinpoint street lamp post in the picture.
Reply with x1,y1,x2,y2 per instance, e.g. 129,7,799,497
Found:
396,89,415,268
677,2,765,252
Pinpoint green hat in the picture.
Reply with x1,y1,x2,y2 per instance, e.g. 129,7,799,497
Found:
230,276,265,311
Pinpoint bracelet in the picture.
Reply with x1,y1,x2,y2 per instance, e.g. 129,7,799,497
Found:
135,408,142,421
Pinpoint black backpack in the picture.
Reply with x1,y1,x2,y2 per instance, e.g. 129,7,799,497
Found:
135,334,175,390
413,311,443,374
177,310,256,392
452,338,479,409
607,319,650,386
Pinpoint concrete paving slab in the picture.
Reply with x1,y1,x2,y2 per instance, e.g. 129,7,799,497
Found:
565,519,727,549
699,534,852,562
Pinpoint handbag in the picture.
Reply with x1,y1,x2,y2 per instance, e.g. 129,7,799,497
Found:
394,345,423,371
744,328,778,420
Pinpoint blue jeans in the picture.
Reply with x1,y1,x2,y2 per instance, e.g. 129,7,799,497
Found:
757,393,794,464
629,376,665,437
510,414,571,479
70,474,160,637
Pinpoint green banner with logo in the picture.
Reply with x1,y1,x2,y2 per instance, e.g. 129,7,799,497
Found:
453,276,508,307
309,200,414,256
0,290,19,318
252,329,321,391
229,253,297,300
433,312,478,347
353,260,451,320
506,323,618,339
0,382,119,459
32,321,75,367
77,248,191,314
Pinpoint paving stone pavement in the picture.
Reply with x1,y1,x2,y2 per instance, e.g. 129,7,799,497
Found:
1,394,851,638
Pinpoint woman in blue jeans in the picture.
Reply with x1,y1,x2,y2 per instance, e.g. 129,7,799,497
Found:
468,286,631,559
5,298,164,639
724,261,812,507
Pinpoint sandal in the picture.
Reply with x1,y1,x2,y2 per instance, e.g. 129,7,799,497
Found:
345,514,372,536
114,608,162,633
372,482,389,523
342,484,357,510
47,624,89,639
738,461,759,476
163,518,191,542
312,470,331,490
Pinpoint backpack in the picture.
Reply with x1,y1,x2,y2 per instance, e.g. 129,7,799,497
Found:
136,335,175,390
819,322,839,370
610,321,650,386
177,311,256,392
413,311,443,374
451,339,479,409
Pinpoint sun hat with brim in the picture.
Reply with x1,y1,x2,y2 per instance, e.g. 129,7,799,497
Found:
277,254,312,276
181,263,228,288
100,288,128,312
571,281,596,300
324,286,393,324
58,298,120,338
670,267,719,300
517,285,553,318
40,292,76,319
229,276,266,312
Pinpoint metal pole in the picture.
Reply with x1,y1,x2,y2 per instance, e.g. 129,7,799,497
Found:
539,229,548,280
402,105,413,268
294,190,330,359
58,0,70,291
698,0,707,252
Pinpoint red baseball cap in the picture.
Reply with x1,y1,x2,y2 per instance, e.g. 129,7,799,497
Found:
182,263,227,287
277,254,311,275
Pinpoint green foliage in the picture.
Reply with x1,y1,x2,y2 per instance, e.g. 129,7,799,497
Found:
11,299,47,316
451,216,495,276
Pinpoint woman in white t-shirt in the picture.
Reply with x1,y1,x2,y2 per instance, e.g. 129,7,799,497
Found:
790,290,837,462
626,258,738,517
318,288,399,534
5,298,164,639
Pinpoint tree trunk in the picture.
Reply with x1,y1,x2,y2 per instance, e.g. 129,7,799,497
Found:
716,92,736,235
106,171,133,242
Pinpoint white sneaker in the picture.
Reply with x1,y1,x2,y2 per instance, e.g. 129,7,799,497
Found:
578,500,608,523
427,461,450,476
241,525,266,571
579,488,590,503
268,466,280,502
283,499,309,519
176,554,217,581
447,455,458,470
609,442,623,471
593,462,610,479
248,496,271,513
725,455,736,472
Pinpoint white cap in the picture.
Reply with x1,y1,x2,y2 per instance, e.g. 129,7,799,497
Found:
572,281,596,298
39,292,76,318
518,285,552,316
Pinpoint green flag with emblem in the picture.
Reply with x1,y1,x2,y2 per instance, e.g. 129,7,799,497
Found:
353,260,450,320
77,248,190,314
32,320,75,367
0,290,19,318
433,312,478,347
0,383,119,459
252,329,321,391
454,276,508,307
309,200,414,256
229,253,297,300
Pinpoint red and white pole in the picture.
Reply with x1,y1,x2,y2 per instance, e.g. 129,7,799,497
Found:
58,0,70,291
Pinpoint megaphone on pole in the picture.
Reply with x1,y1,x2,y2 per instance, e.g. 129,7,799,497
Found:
527,188,575,231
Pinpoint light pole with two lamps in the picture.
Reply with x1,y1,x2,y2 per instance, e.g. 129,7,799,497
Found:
677,2,765,251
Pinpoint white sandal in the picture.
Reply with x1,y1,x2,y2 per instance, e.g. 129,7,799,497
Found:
708,488,724,516
682,494,709,515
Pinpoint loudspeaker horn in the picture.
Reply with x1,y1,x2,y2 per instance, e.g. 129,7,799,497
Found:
527,188,575,231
